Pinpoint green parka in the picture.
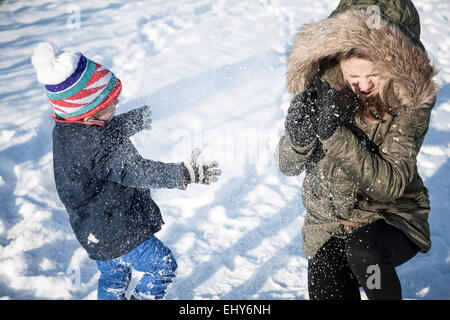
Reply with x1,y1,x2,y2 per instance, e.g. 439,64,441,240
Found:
276,0,439,258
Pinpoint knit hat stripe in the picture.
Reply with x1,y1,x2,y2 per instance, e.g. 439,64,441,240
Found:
49,101,67,114
74,71,112,98
50,77,112,115
63,71,111,102
45,54,87,92
49,84,106,109
84,66,110,90
56,74,117,118
63,83,107,103
48,72,111,109
46,59,96,101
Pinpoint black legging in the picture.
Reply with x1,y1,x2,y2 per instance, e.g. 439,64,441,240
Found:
307,219,419,300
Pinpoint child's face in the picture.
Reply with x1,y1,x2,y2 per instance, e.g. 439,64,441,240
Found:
94,99,118,122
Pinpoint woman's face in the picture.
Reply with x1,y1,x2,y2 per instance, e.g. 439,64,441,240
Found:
339,57,383,100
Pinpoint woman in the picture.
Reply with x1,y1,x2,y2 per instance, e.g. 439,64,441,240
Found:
276,0,439,300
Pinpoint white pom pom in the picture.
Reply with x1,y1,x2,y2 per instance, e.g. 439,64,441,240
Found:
31,42,57,71
31,41,80,85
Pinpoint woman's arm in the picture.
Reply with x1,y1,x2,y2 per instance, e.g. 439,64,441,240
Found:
275,132,321,176
320,100,434,202
276,85,322,176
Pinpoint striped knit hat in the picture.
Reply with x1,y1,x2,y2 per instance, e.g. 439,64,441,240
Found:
32,42,122,122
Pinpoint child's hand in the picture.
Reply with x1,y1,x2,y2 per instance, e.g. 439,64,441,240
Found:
184,148,221,185
139,105,152,131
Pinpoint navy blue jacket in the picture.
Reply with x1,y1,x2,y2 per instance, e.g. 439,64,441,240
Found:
52,108,185,260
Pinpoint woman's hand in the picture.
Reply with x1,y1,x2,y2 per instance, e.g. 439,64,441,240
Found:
313,77,340,140
285,88,319,148
313,77,360,140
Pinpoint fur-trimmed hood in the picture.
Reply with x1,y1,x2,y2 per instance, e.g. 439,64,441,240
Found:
287,10,439,110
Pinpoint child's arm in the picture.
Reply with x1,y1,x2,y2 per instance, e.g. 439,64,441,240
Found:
95,106,221,189
93,137,186,190
107,105,152,138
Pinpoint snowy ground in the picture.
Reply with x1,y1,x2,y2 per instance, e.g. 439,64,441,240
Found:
0,0,449,300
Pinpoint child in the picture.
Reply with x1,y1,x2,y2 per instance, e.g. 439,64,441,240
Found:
31,42,221,300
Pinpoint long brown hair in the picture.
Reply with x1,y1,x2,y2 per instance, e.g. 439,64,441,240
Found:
337,49,391,122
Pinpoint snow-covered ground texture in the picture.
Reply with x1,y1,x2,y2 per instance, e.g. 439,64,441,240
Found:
0,0,449,300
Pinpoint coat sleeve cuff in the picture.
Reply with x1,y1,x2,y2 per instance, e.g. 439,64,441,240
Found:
288,135,319,155
319,126,344,153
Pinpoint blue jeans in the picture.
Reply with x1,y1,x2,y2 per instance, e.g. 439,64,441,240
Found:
96,235,177,300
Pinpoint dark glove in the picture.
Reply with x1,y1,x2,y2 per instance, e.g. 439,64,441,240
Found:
184,148,222,185
313,77,360,140
120,104,152,131
285,87,319,148
106,105,152,137
135,105,152,131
